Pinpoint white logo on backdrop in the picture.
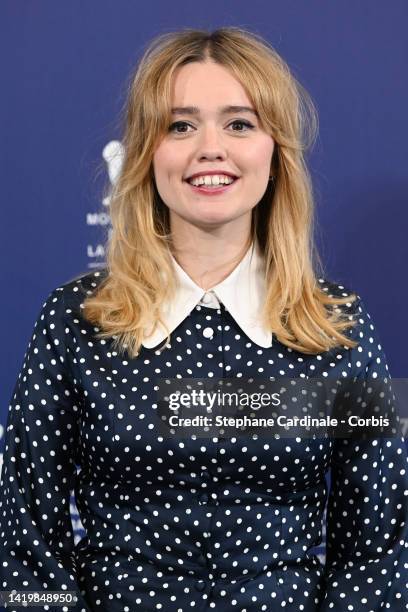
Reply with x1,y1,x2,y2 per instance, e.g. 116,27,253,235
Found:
102,140,125,203
86,140,125,266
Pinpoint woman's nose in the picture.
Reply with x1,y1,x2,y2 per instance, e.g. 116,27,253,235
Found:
196,125,227,159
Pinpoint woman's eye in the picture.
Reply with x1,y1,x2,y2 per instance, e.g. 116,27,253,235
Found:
168,119,255,134
229,120,255,131
168,121,192,133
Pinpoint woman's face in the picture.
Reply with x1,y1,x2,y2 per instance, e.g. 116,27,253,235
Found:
152,60,275,231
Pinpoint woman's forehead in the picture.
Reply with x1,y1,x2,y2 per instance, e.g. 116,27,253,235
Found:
170,61,250,104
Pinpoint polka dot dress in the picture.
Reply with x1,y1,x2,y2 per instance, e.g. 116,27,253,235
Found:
0,270,407,611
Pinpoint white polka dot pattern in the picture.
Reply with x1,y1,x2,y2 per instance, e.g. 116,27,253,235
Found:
0,270,407,611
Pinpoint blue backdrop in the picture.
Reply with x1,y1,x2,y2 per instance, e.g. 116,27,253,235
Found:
1,0,407,559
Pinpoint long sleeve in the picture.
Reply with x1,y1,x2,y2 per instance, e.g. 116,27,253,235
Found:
0,288,91,611
319,297,408,609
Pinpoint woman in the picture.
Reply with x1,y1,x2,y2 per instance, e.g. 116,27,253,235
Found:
1,27,407,611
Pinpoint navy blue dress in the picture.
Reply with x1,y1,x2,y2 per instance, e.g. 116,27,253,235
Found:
1,269,407,611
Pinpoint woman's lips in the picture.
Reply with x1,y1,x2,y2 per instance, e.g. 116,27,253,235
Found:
184,178,239,196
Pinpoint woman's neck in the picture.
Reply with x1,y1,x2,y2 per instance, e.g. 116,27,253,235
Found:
170,220,253,290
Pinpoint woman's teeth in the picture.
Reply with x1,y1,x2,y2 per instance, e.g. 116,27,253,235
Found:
188,174,236,187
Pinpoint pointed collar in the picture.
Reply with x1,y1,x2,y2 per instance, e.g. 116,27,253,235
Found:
142,241,273,349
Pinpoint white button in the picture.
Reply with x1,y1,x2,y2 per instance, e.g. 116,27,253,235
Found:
201,293,212,304
203,327,214,339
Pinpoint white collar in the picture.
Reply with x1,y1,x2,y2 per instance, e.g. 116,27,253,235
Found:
142,241,273,349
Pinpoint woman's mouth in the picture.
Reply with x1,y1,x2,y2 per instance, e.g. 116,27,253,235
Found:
184,176,240,196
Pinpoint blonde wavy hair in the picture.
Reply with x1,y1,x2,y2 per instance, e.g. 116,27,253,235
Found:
83,26,358,357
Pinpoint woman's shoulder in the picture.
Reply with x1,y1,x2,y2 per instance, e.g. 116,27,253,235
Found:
316,278,386,357
36,268,108,327
316,276,362,318
52,267,108,304
317,276,360,301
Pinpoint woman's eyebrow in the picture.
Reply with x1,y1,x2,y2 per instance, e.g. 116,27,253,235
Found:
170,105,259,118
